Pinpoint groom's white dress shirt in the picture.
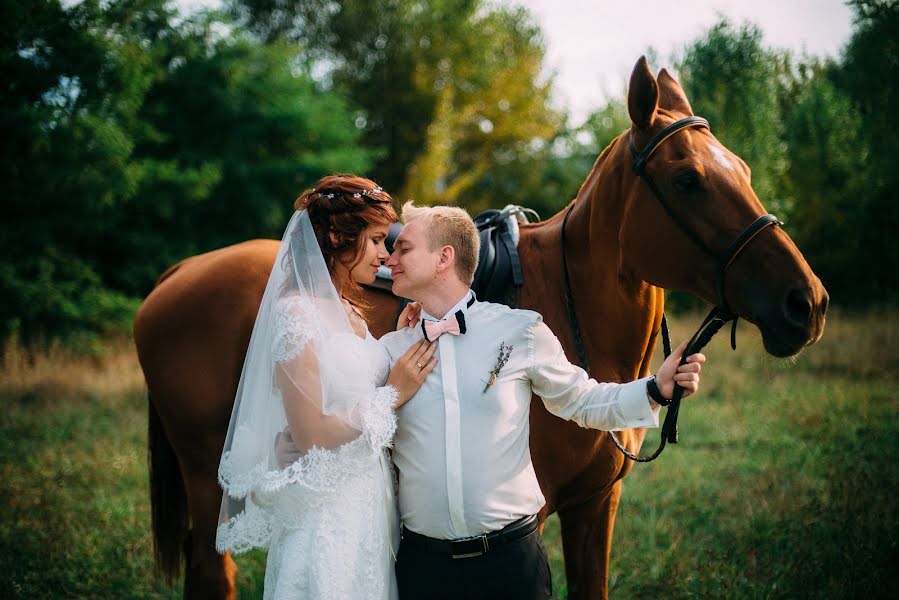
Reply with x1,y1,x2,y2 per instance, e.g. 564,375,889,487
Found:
379,292,659,540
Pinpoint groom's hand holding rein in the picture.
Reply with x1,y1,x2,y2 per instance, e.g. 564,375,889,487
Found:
650,339,706,406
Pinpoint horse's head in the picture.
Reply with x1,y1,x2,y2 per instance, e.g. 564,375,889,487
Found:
617,57,827,357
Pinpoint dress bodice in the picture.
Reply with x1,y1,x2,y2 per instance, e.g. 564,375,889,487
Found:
364,330,392,386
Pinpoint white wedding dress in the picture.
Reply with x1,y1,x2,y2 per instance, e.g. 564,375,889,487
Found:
218,295,400,600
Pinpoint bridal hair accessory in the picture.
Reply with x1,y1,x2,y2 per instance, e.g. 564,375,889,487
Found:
311,186,385,200
483,342,513,393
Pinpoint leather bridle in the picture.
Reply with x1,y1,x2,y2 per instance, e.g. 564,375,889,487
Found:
560,115,783,462
628,116,783,315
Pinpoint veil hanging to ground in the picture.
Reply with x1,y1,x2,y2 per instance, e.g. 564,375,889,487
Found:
215,208,397,555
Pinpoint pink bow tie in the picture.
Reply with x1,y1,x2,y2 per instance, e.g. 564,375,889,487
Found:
422,313,462,342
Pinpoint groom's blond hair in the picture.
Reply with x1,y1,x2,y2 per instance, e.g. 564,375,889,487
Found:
402,201,480,285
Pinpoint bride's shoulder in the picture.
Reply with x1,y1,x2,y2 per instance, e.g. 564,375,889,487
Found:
274,293,324,320
271,295,326,362
272,293,325,337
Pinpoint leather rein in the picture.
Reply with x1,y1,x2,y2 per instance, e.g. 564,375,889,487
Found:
560,115,783,462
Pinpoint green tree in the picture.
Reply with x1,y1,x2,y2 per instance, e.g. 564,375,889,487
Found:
401,5,562,212
1,1,373,345
677,20,791,216
1,0,159,345
119,11,372,296
577,97,631,153
782,61,870,303
229,0,564,210
825,0,899,304
230,0,479,192
474,97,632,221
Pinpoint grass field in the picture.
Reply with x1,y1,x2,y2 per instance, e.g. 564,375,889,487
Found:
1,311,897,599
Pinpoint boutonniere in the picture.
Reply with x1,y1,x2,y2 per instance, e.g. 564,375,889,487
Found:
483,342,513,393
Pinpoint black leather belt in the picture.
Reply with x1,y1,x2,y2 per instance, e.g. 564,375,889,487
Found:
401,514,539,559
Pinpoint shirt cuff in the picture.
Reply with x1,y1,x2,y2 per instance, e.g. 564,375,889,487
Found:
617,377,661,428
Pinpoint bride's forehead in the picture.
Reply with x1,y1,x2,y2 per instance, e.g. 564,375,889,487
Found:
365,222,390,235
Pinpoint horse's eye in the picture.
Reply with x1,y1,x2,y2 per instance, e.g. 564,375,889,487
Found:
673,170,703,194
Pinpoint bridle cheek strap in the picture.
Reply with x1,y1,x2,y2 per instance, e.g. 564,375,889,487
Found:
630,117,783,314
716,213,783,315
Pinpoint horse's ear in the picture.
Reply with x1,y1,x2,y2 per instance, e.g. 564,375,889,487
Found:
657,68,693,115
628,56,659,130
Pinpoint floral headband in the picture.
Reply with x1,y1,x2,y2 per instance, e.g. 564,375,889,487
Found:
311,186,385,200
297,185,389,210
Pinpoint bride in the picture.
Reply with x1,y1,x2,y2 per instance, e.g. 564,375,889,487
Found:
215,175,435,599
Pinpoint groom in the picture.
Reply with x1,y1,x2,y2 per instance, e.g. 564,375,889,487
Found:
377,202,705,599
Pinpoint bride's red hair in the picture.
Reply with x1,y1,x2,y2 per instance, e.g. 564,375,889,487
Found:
294,174,398,296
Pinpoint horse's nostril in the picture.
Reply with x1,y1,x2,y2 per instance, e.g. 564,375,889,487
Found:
784,287,813,327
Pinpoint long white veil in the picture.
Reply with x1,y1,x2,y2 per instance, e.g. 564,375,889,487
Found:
215,209,392,554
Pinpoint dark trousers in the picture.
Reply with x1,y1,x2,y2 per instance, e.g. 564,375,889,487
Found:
395,527,552,600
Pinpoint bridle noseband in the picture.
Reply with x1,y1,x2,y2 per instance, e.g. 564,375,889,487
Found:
560,115,783,462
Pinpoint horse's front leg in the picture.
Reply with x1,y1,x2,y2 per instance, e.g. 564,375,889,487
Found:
558,480,623,600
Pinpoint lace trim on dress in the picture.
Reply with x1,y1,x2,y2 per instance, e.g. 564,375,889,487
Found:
217,388,397,555
361,385,399,451
219,435,367,498
216,498,273,555
218,386,398,500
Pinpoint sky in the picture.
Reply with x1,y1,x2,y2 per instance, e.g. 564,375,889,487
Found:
507,0,854,122
177,0,855,123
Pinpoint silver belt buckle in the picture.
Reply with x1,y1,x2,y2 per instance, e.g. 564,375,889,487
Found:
451,533,489,559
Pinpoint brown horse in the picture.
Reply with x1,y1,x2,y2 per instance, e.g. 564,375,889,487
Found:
134,57,827,599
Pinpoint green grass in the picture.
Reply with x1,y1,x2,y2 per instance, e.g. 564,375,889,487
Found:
1,311,896,598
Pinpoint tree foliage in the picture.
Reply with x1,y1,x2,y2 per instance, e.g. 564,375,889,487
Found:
399,6,562,212
824,0,899,304
229,0,564,209
1,0,371,345
677,20,791,215
122,13,371,295
1,1,897,346
1,0,156,344
782,61,870,301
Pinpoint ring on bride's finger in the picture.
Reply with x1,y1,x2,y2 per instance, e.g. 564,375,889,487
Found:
416,362,423,369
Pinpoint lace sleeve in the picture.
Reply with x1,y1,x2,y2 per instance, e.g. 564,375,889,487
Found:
272,295,322,363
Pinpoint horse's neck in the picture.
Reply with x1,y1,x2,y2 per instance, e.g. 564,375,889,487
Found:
520,135,662,381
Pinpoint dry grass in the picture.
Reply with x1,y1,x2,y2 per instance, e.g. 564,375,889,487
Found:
0,335,145,403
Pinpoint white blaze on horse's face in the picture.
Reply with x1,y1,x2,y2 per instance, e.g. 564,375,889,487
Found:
708,143,734,170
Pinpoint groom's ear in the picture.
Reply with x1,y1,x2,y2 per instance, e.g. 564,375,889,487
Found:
436,245,456,274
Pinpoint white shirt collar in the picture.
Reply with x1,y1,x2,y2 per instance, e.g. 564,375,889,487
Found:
421,290,476,321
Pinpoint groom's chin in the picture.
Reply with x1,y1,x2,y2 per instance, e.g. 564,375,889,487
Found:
390,276,406,295
391,281,407,298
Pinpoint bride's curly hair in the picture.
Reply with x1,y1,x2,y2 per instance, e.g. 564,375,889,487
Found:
294,174,397,289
